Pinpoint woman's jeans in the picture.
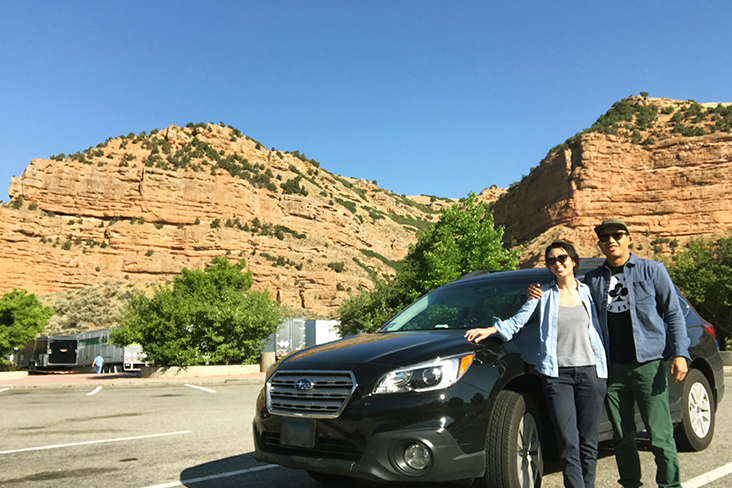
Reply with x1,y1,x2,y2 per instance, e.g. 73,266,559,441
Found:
542,366,607,488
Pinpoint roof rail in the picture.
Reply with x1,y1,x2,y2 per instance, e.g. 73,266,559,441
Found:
455,269,502,281
577,257,605,270
456,258,603,281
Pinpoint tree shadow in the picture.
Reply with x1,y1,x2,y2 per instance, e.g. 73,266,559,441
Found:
92,372,143,380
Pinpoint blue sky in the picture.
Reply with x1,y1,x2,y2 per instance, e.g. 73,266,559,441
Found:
2,1,731,200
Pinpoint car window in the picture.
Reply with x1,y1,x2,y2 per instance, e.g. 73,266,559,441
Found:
380,277,535,332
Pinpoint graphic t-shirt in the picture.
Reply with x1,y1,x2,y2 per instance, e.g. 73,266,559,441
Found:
606,265,638,364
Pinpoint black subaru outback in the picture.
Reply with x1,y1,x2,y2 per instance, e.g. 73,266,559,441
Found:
253,260,725,487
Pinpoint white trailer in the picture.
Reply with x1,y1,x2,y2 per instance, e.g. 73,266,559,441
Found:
74,329,147,373
305,319,341,345
16,328,146,373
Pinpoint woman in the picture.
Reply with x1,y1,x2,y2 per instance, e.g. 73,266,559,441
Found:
465,241,608,488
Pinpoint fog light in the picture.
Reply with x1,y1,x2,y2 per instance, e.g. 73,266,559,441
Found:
404,443,432,470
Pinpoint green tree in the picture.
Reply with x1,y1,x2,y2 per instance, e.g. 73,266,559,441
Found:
396,192,520,301
669,235,732,349
0,289,54,365
338,280,405,337
111,256,280,366
338,193,520,335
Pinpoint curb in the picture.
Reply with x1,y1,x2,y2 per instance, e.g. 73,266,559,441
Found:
720,351,732,366
0,372,266,389
0,371,28,381
0,379,266,389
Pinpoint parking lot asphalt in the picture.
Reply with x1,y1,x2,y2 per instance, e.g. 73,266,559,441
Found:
0,370,266,388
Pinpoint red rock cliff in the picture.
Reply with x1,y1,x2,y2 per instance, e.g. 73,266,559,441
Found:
493,98,732,252
2,124,445,317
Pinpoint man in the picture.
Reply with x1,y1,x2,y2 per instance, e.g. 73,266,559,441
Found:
93,354,104,374
530,218,689,488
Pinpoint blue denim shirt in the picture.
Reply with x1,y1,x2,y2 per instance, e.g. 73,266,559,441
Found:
582,253,690,362
493,281,608,379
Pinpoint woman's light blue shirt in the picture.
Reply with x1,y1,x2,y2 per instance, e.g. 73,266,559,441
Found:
493,281,608,379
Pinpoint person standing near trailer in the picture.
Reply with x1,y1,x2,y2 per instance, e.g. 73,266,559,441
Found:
92,354,104,374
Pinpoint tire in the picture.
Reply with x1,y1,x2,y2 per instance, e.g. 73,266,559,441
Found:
674,368,715,451
305,470,354,486
482,390,543,488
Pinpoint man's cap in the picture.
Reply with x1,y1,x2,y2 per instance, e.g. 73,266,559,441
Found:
594,218,630,237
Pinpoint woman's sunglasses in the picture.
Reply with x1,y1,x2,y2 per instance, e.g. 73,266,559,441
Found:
546,254,570,266
598,231,628,242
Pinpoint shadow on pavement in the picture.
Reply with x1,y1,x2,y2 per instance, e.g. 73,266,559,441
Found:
88,372,142,380
179,454,287,487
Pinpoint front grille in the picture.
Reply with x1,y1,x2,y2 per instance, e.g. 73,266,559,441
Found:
267,370,357,418
261,432,362,461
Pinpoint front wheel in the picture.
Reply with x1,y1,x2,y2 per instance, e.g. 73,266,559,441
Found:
482,390,543,488
674,368,715,451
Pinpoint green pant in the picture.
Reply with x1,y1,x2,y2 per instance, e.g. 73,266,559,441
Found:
605,360,681,488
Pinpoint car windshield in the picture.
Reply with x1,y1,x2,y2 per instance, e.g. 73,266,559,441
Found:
380,274,543,332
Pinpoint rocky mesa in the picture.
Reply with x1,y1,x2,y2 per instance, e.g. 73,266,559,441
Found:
2,124,449,318
489,96,732,265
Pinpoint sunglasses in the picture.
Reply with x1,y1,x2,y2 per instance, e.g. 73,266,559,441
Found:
546,254,570,266
598,231,628,242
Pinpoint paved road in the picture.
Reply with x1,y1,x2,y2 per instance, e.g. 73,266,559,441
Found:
1,373,731,488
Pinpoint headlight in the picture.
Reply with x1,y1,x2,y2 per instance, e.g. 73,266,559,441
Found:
373,354,474,394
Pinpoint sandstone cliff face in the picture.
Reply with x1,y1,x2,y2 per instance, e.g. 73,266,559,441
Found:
493,132,732,243
3,124,447,317
491,97,732,263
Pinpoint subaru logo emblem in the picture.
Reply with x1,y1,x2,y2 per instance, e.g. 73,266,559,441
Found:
294,378,314,391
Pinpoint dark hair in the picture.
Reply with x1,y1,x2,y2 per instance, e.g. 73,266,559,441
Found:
544,240,580,275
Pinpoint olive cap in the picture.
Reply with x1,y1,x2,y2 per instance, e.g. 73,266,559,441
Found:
594,218,630,237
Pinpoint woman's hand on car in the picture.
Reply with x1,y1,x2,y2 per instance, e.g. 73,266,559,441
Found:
527,282,543,299
465,327,497,343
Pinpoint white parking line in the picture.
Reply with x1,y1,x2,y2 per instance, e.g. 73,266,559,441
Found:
87,386,102,396
184,384,216,393
0,388,9,393
140,464,278,488
684,462,732,488
0,431,192,455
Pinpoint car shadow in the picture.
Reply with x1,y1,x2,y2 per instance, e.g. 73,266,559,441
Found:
179,448,631,488
179,454,498,488
179,454,290,487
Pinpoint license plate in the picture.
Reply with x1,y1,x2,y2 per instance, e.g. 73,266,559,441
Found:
280,417,316,448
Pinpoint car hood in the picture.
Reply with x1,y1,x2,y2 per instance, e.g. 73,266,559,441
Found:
275,331,476,371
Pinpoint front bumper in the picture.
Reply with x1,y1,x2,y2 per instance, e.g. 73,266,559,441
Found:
253,422,485,483
252,378,493,483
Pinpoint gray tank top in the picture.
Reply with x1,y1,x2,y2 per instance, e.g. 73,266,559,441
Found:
556,304,595,367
